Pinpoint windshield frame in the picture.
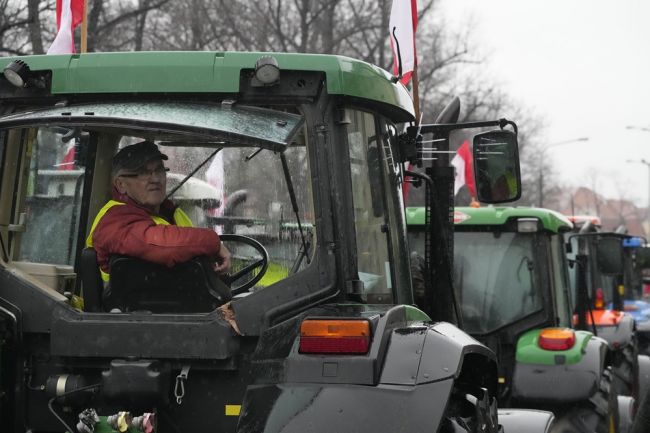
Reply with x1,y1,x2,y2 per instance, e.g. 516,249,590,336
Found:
0,102,305,152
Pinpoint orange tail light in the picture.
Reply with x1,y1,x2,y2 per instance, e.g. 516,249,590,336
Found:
538,328,576,351
299,319,371,354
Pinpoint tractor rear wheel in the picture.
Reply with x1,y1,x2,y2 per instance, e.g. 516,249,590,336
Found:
550,368,619,433
611,340,640,401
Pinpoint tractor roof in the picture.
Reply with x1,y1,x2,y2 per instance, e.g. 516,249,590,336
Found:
405,206,573,233
0,51,414,121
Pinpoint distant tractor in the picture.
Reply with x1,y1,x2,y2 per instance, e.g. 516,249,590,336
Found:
564,218,650,413
408,206,624,432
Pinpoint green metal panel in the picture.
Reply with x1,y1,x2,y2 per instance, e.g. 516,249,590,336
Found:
406,206,573,233
405,207,427,226
403,305,432,324
515,328,592,365
0,51,414,119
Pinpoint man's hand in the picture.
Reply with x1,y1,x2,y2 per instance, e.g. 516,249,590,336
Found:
214,244,231,275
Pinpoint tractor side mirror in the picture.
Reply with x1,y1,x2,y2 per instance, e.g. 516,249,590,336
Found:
472,130,521,203
636,247,650,269
596,236,624,275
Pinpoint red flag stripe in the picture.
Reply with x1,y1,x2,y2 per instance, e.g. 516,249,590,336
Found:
55,0,84,29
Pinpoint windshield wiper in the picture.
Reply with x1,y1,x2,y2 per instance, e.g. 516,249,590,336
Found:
166,148,222,200
516,255,534,282
279,152,311,268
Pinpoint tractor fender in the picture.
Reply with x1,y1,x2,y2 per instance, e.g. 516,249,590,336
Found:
237,380,456,433
512,336,608,403
638,354,650,401
497,409,554,433
597,313,636,350
380,321,497,389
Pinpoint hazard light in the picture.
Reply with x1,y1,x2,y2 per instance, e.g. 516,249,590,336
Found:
594,288,605,309
538,328,576,351
567,215,601,226
299,319,371,354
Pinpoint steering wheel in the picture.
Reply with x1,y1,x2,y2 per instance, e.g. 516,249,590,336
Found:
218,234,269,296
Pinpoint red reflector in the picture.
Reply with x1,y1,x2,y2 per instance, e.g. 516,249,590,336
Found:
538,328,576,351
300,336,369,354
299,319,371,354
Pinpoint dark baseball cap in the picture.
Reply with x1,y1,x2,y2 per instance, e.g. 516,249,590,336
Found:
112,141,168,176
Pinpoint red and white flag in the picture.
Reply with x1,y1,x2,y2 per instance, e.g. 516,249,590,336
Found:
389,0,418,86
451,140,476,197
57,142,76,170
47,0,84,54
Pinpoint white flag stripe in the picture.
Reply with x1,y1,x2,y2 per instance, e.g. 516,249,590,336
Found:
48,0,74,54
451,153,465,195
389,0,416,77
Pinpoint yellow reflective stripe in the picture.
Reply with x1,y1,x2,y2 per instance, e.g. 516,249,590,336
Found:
151,215,171,225
149,208,193,227
100,268,110,282
173,207,193,227
86,200,126,247
225,405,241,416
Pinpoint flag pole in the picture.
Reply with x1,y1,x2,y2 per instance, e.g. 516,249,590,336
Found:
411,59,421,123
80,0,88,53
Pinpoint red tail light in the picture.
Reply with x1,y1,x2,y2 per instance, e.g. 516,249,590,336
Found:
538,328,576,351
594,288,604,309
299,319,370,354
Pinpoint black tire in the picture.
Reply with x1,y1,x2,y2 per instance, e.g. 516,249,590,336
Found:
550,368,619,433
611,338,640,401
631,385,650,433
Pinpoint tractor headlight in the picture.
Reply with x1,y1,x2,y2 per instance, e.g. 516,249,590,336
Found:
253,56,280,86
3,60,31,88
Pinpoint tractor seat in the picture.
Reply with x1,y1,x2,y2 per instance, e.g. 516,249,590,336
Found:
79,248,232,313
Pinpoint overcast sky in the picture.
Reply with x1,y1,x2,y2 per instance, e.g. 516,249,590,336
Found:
438,0,650,205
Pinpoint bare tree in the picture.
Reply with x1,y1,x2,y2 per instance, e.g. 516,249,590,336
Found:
0,0,55,55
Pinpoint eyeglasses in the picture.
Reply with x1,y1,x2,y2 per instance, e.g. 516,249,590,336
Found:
118,166,169,179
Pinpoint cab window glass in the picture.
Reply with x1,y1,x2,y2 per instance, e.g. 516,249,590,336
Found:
112,133,315,289
551,234,572,326
346,109,393,303
454,231,543,334
0,131,5,180
18,127,86,266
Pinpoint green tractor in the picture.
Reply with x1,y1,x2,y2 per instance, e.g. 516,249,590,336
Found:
0,52,554,432
408,206,623,432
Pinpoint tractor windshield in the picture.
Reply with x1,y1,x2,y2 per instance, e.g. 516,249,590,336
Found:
454,231,543,334
1,102,315,298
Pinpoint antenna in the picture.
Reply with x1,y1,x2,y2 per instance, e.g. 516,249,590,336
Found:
391,26,403,82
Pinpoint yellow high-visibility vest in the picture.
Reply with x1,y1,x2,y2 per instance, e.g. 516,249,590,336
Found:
86,200,193,281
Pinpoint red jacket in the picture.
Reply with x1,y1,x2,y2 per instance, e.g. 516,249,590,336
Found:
89,188,221,274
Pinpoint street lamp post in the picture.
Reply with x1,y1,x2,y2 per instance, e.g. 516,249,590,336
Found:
626,125,650,235
538,137,589,207
625,158,650,234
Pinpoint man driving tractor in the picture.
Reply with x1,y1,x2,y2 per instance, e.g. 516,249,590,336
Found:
86,141,231,282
